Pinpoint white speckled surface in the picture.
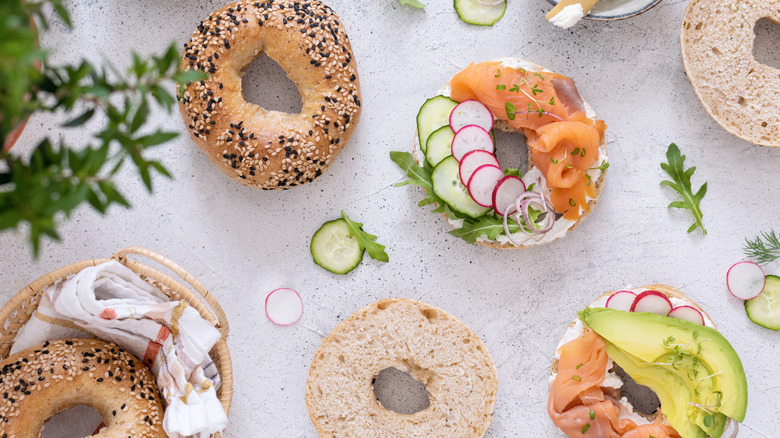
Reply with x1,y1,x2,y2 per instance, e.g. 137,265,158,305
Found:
2,0,780,437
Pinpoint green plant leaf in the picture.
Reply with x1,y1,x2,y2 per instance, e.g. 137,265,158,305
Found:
137,131,178,148
660,143,707,235
61,108,95,127
389,151,445,211
340,211,389,262
130,98,149,133
448,215,521,245
399,0,426,8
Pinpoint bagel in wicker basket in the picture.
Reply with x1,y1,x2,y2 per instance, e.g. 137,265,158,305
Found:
0,246,233,438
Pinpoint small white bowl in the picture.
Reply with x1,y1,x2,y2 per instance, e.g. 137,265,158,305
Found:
546,0,663,21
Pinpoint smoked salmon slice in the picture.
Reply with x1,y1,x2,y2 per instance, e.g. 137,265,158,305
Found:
548,329,682,438
450,61,607,221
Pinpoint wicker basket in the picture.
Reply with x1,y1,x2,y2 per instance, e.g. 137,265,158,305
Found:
0,246,233,434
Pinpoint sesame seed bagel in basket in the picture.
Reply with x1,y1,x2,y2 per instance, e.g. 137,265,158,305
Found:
0,246,233,438
305,298,498,437
178,0,361,189
394,58,608,249
548,284,747,438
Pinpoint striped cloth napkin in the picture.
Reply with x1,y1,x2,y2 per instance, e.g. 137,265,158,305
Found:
11,260,228,437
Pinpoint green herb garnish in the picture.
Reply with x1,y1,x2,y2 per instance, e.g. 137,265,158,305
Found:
576,363,583,369
505,102,516,121
399,0,426,8
660,143,707,235
341,211,389,262
589,410,595,420
0,1,207,255
581,424,590,434
448,214,521,245
496,84,506,90
571,375,581,382
744,229,780,265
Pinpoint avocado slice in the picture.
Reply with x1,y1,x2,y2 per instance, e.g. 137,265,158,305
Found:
580,307,748,422
605,342,707,438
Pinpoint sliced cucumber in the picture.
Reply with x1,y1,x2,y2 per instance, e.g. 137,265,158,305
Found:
425,125,455,167
432,156,491,219
745,274,780,330
454,0,506,26
417,95,458,153
311,219,364,274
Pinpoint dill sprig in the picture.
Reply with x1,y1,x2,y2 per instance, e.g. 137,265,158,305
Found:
744,229,780,265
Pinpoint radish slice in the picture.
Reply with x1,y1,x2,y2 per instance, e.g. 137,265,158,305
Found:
605,290,637,312
467,165,504,207
451,125,494,161
492,176,526,216
667,305,705,326
630,290,673,315
459,149,499,186
449,100,494,133
726,261,766,300
265,288,303,326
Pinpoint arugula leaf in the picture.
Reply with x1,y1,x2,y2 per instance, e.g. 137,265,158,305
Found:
389,151,447,210
448,215,521,245
660,143,707,235
399,0,426,8
341,211,389,262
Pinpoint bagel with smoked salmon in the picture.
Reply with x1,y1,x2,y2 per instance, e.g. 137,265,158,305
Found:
393,58,608,248
548,285,747,438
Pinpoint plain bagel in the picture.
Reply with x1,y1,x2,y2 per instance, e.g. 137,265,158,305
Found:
414,58,608,249
305,298,498,437
179,0,361,189
681,0,780,147
0,338,165,438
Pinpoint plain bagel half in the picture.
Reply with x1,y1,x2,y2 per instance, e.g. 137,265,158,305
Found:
681,0,780,147
179,0,361,189
305,298,498,437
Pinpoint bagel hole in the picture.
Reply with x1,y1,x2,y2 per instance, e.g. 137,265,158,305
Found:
492,128,530,174
754,18,780,70
613,363,661,416
242,54,303,114
372,367,431,415
42,405,103,437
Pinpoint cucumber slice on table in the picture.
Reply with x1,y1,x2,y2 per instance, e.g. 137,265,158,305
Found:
432,156,491,219
425,125,455,167
454,0,507,26
417,95,458,153
311,219,364,274
745,274,780,330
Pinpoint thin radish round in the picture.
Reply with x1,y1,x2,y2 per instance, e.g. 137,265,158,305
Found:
727,261,766,300
667,306,705,326
265,288,303,326
449,100,494,133
451,125,494,161
467,165,504,207
605,290,637,312
459,149,499,185
630,290,673,315
492,176,526,216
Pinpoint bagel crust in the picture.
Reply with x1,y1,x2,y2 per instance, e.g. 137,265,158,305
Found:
0,338,165,438
305,298,498,438
681,0,780,147
179,0,361,189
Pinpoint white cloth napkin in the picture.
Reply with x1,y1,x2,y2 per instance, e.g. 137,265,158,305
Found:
11,260,228,437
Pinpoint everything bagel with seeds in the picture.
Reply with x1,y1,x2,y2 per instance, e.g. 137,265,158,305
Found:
0,338,165,438
178,0,361,189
